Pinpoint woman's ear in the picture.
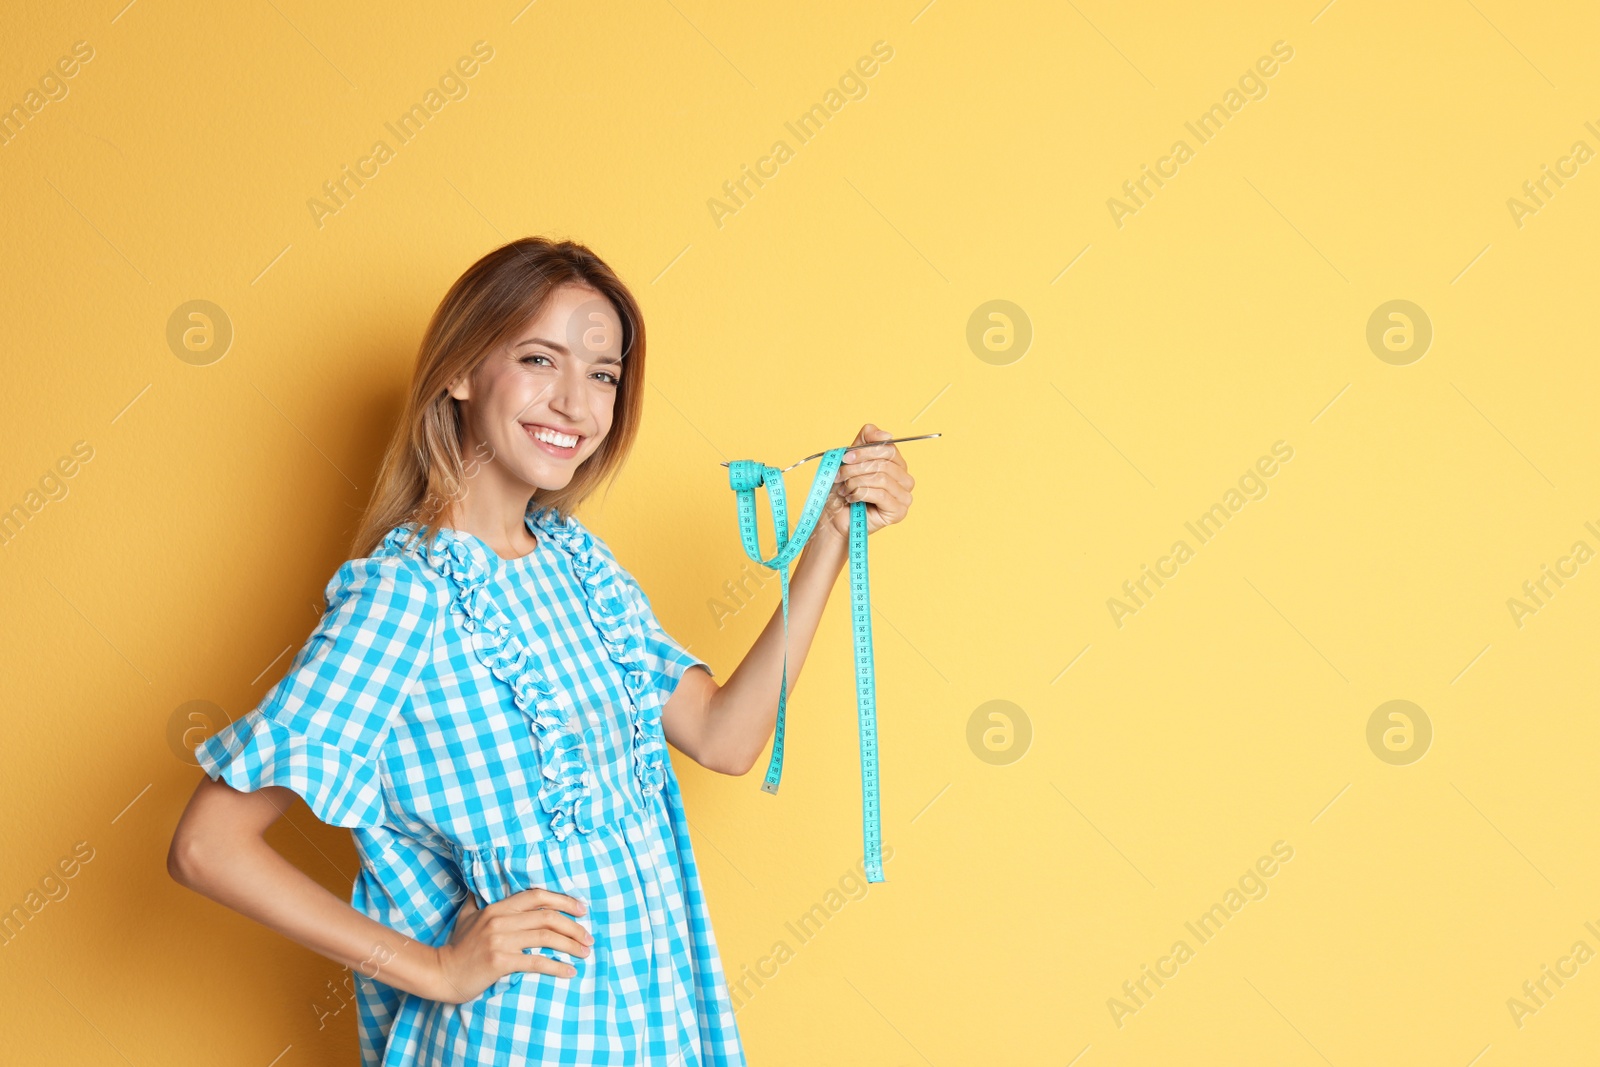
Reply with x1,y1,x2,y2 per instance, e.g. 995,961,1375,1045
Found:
446,372,471,402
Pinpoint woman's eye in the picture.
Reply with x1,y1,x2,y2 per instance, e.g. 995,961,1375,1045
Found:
518,353,618,386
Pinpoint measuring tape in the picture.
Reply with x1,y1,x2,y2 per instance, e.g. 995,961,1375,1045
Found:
727,448,884,883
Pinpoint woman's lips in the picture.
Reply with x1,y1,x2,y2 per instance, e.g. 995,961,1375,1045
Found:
524,423,581,459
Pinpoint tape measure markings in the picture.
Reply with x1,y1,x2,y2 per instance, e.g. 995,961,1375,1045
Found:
727,449,884,883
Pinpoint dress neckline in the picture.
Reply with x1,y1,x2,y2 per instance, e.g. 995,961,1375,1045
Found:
375,502,668,842
430,507,555,568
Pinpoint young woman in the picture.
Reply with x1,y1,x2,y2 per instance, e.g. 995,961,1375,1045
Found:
167,236,916,1066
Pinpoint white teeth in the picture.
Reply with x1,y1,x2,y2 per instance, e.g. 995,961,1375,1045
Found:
532,427,578,448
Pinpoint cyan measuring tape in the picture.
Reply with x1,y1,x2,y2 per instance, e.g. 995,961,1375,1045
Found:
726,448,885,883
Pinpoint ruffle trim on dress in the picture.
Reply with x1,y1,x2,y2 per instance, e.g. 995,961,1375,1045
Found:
528,506,670,802
378,506,667,841
380,521,587,841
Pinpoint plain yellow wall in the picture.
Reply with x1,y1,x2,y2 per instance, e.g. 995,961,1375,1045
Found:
4,0,1599,1063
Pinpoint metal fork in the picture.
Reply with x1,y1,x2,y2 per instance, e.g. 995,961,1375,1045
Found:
719,433,942,473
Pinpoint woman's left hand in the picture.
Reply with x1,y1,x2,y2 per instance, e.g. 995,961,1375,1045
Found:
819,423,915,541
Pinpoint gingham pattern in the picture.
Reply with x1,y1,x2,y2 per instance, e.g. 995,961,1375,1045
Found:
198,505,747,1066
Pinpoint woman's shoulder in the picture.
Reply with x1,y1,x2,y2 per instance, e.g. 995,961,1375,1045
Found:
321,527,455,616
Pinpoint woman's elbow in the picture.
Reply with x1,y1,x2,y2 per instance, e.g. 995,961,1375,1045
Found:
166,823,209,890
167,775,266,892
703,745,756,777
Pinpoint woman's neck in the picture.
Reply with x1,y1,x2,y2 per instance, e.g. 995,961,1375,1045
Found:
437,468,540,561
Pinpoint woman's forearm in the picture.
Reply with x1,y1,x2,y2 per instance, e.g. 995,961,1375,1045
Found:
700,523,849,774
168,777,448,1001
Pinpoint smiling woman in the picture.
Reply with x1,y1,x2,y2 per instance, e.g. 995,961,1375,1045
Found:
430,285,631,556
167,238,738,1066
346,240,649,563
167,235,915,1066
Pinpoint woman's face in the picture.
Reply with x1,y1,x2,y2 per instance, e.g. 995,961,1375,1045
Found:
448,282,625,494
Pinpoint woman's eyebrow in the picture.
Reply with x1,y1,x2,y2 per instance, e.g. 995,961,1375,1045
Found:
513,336,623,365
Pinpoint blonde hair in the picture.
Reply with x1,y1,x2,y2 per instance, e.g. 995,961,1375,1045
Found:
350,236,647,559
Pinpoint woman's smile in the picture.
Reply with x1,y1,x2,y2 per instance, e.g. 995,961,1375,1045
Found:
523,421,584,459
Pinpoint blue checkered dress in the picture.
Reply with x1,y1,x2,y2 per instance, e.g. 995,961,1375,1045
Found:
198,504,748,1065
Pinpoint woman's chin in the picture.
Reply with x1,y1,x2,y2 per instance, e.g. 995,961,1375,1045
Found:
522,466,576,493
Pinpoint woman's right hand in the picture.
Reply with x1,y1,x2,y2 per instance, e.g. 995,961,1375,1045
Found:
432,888,594,1003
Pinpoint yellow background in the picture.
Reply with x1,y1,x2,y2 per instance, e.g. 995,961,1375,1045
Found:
3,0,1598,1063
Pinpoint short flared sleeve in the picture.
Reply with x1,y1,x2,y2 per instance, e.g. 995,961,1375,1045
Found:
617,569,713,696
196,555,440,829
